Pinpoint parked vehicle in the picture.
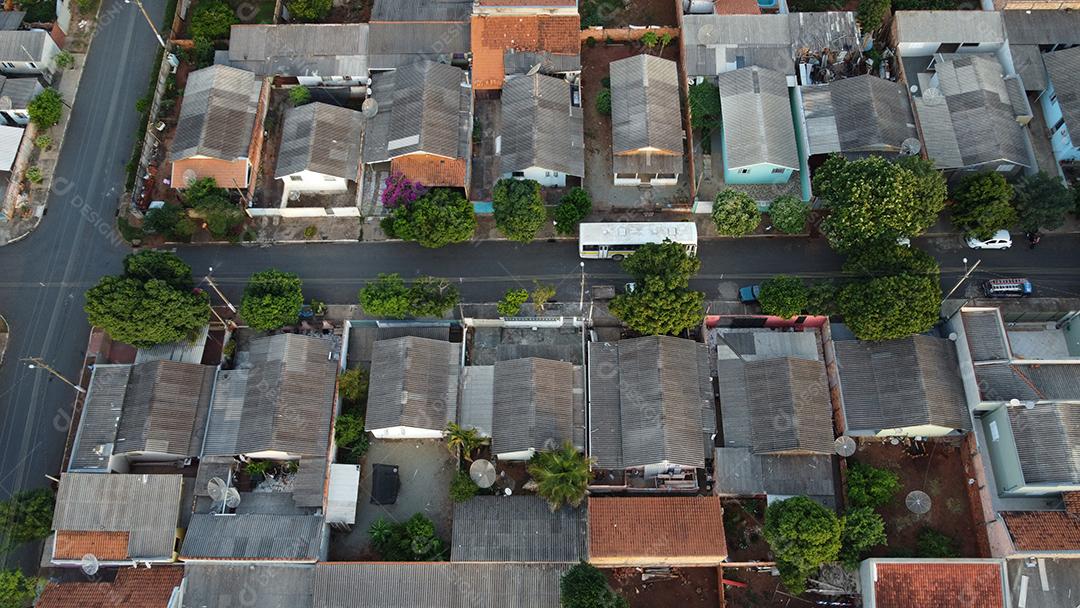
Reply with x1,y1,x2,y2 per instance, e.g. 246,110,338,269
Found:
982,278,1033,298
739,284,761,303
579,222,698,260
967,230,1012,250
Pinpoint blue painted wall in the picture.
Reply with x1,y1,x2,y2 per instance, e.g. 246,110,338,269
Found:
720,126,795,184
1041,80,1080,164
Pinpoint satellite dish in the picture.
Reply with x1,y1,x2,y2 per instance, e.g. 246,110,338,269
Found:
503,487,513,496
834,436,857,457
80,553,99,576
361,97,378,118
909,84,919,94
1009,398,1021,407
470,459,497,489
182,169,199,186
1023,401,1036,410
207,477,227,502
288,190,301,201
224,487,241,508
526,61,543,76
906,490,932,514
900,137,922,156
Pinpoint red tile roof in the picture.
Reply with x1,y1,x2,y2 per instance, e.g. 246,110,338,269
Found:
588,496,727,564
391,154,467,188
170,157,251,189
1064,491,1080,515
872,562,1004,608
471,15,579,90
1002,509,1080,552
53,531,130,561
36,567,183,608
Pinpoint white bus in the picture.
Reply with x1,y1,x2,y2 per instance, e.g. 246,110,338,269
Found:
578,222,698,260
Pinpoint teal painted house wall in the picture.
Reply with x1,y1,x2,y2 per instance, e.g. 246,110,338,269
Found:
720,125,795,185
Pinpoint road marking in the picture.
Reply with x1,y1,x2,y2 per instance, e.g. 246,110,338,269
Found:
1039,558,1049,591
1018,574,1028,608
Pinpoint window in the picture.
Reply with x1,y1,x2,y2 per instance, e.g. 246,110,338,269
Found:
511,171,525,177
960,42,980,48
1050,92,1058,104
1052,117,1065,132
289,175,303,181
545,171,551,177
771,167,786,174
1,62,14,69
738,168,750,174
323,175,337,181
989,421,999,442
995,164,1015,173
582,244,600,252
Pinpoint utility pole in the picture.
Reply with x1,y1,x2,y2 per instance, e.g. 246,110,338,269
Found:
579,262,586,312
205,268,237,313
125,0,166,49
942,259,981,304
22,357,86,394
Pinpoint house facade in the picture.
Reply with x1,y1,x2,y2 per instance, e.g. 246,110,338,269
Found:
609,55,683,186
498,73,584,187
1040,47,1080,164
0,30,59,77
716,66,798,185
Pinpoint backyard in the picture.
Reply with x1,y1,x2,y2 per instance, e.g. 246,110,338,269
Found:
580,0,678,28
721,498,771,562
606,567,720,608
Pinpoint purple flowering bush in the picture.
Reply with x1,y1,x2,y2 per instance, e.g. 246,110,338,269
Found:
381,172,427,209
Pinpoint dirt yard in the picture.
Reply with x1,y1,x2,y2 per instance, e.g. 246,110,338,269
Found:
850,439,984,558
722,569,835,608
607,567,720,608
722,498,771,562
581,0,679,28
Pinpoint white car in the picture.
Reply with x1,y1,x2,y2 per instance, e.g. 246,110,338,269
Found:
966,230,1013,250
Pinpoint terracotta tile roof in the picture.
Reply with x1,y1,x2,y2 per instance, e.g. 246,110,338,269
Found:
1064,491,1080,515
36,567,183,608
391,154,467,188
588,497,727,564
471,15,579,90
714,0,763,14
1002,510,1080,551
170,157,251,189
871,562,1004,608
53,530,130,560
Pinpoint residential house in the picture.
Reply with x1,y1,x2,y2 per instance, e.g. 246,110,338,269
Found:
859,559,1008,607
1000,492,1080,555
609,54,683,186
365,336,462,439
490,357,583,460
799,74,919,158
67,360,216,473
50,473,183,566
472,0,579,16
0,75,42,126
179,563,314,608
499,73,584,187
470,12,580,92
588,336,716,489
179,513,325,562
716,66,798,185
313,562,569,608
1001,10,1080,94
0,11,25,31
169,64,266,190
368,0,471,72
1040,47,1080,165
362,61,473,189
0,30,59,76
275,102,364,200
835,336,971,438
588,496,727,567
449,496,587,562
36,567,183,608
224,24,369,86
892,11,1007,61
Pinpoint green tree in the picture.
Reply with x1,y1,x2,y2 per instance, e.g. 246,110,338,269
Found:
493,178,546,242
183,177,225,205
286,0,331,20
1013,171,1073,232
689,81,722,132
815,155,946,252
950,172,1017,240
609,288,704,336
444,422,484,462
712,190,761,236
368,513,447,561
621,240,701,291
189,0,236,39
916,527,957,558
561,562,629,608
192,197,245,239
553,187,592,235
763,496,843,595
240,269,304,330
359,273,412,318
334,412,368,461
838,274,940,341
640,31,659,49
806,281,840,317
144,205,196,241
85,253,209,348
289,85,312,106
840,507,888,567
188,36,215,69
532,282,557,312
856,0,891,32
449,471,479,503
843,243,939,278
769,195,809,234
390,188,476,248
498,288,529,317
595,87,612,115
0,488,54,551
758,275,808,319
27,88,63,130
338,367,369,412
847,463,902,509
0,569,42,607
527,442,592,511
53,50,74,70
408,276,459,318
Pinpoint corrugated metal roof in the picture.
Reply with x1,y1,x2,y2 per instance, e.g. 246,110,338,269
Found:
275,102,363,180
368,22,470,71
170,65,261,163
894,10,1004,44
0,30,50,62
366,336,461,431
500,73,584,177
1007,403,1080,485
0,11,25,30
962,309,1011,362
1003,9,1080,45
326,464,359,525
226,24,368,77
1043,46,1080,132
181,563,314,608
457,365,494,436
180,513,324,560
801,75,917,156
715,448,838,501
52,473,183,560
450,496,586,562
717,66,798,170
134,324,209,365
587,342,623,469
69,365,130,472
0,76,40,109
371,0,471,21
313,562,568,608
1009,45,1047,91
610,54,683,159
745,357,833,454
491,358,579,455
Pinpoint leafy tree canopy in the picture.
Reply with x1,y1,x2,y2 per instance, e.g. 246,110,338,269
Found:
0,569,42,608
527,442,592,511
286,0,332,20
561,562,629,608
553,187,592,236
1013,171,1073,232
609,287,705,336
0,488,54,551
334,412,368,462
289,86,312,106
240,269,304,331
838,274,940,341
368,513,447,561
449,471,479,503
763,496,843,595
950,172,1017,240
493,178,547,242
408,276,459,318
390,188,476,248
27,88,63,130
840,507,888,567
359,273,412,318
769,195,809,234
856,0,891,32
595,87,612,116
188,0,237,40
713,190,761,237
758,275,809,319
842,243,940,278
338,367,369,412
122,249,194,289
689,81,722,132
143,204,196,241
497,288,529,317
622,240,701,292
847,463,902,509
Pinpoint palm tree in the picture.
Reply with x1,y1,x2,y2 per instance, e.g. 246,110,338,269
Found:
444,422,483,462
527,442,592,511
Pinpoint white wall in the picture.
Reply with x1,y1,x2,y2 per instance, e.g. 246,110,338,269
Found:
246,206,361,218
503,166,567,187
496,448,535,461
369,426,444,440
280,170,350,195
296,74,367,87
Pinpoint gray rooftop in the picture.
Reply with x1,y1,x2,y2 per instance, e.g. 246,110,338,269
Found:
170,64,261,162
371,0,471,21
1043,47,1080,133
836,336,971,433
1003,10,1080,46
450,496,587,562
366,336,461,432
894,10,1005,45
976,362,1080,403
180,513,324,561
0,76,40,109
1007,403,1080,485
714,447,836,502
362,60,471,164
368,22,471,71
202,333,337,457
0,11,24,30
717,66,798,170
913,55,1030,170
588,336,716,469
226,24,368,77
0,30,52,62
962,309,1011,362
610,54,683,174
314,562,568,608
275,102,363,180
491,358,580,455
801,74,917,156
52,473,183,560
1010,44,1047,91
181,564,315,608
500,74,584,177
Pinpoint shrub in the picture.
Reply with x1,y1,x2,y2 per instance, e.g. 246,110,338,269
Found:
240,269,304,331
757,275,808,319
847,462,902,509
303,225,318,239
712,190,761,236
188,36,215,69
369,513,447,561
27,88,63,130
553,187,592,235
498,288,529,317
116,217,145,243
561,562,628,608
595,87,612,115
492,178,546,242
188,0,237,40
53,50,75,70
449,471,479,503
689,81,722,132
143,204,196,240
338,367,369,412
840,507,888,567
381,171,426,209
289,86,312,107
916,527,958,558
286,0,331,21
0,569,43,608
24,166,43,184
33,135,52,150
640,31,658,48
334,412,369,462
856,0,891,32
532,282,557,312
769,195,809,234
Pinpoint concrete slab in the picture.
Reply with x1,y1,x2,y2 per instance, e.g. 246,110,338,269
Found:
1007,558,1080,608
1006,328,1072,359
